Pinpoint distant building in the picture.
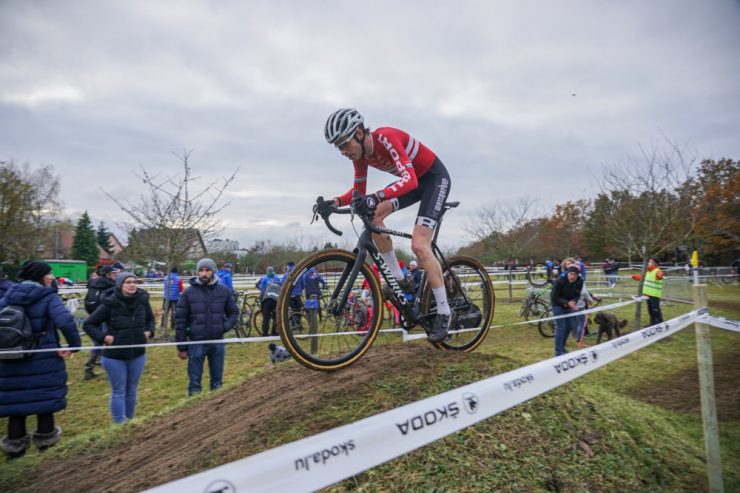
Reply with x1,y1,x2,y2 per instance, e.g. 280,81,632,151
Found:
206,238,240,253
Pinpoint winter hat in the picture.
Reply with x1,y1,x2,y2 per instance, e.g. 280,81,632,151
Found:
268,343,291,364
17,261,52,283
409,260,418,268
197,258,217,272
566,266,580,275
116,272,136,289
266,266,275,275
98,265,114,276
222,262,233,269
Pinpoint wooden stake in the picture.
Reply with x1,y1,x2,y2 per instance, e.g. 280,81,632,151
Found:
693,283,724,493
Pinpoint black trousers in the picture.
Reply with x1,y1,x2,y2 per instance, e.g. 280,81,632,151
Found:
261,298,278,336
8,413,54,439
647,296,663,326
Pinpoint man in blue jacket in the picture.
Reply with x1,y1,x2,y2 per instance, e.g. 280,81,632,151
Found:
175,258,238,396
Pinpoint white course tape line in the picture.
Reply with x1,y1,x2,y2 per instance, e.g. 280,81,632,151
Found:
4,298,648,356
704,315,740,332
144,308,707,493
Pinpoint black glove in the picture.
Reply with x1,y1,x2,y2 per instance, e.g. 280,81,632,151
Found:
315,197,337,217
351,193,378,217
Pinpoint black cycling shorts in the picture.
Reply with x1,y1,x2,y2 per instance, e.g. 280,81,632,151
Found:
388,157,451,230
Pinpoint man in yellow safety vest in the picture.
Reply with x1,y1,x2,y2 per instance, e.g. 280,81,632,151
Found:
642,257,664,326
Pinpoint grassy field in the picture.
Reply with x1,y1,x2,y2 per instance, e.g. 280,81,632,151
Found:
0,279,738,492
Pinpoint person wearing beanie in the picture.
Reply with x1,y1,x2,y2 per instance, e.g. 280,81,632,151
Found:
175,258,238,396
82,264,119,380
0,261,81,459
257,266,282,337
550,265,584,357
83,273,154,424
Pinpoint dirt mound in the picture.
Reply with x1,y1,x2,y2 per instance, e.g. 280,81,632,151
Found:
16,344,475,493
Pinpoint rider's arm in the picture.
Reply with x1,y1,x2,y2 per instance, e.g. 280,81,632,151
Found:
336,161,369,206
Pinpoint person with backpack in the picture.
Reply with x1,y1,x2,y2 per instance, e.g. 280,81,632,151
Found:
82,265,118,380
0,261,81,460
83,272,154,424
258,266,282,337
175,258,238,396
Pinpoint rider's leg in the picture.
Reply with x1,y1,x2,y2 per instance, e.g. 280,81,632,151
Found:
371,201,405,280
411,225,450,316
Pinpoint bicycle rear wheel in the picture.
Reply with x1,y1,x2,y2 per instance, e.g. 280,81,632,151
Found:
421,256,495,351
537,308,556,338
277,249,383,371
527,262,550,287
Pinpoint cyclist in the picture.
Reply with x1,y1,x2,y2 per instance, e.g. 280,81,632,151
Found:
318,108,452,342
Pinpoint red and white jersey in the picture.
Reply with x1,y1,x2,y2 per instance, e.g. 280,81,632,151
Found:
337,127,437,205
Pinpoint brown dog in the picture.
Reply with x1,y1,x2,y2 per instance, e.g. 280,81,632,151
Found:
594,312,628,343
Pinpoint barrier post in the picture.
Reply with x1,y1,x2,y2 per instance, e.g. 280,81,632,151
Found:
692,283,724,492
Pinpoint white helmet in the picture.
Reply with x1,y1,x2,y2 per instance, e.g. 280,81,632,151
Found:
325,108,364,145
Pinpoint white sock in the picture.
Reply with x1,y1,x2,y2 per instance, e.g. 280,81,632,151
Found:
432,286,450,315
380,249,405,280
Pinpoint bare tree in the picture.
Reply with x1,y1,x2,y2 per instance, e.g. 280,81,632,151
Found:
594,136,697,328
464,197,543,299
106,150,237,336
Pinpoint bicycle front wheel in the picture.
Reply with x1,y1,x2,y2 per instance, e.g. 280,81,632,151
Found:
421,256,495,351
277,249,383,371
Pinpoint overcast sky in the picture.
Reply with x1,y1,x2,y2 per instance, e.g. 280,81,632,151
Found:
2,0,739,253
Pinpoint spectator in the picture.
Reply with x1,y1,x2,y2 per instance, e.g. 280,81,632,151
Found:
82,272,154,424
408,260,422,291
281,261,303,330
550,266,583,356
161,267,183,336
175,258,238,396
216,262,234,292
258,266,282,337
82,265,118,380
0,261,81,460
641,257,664,327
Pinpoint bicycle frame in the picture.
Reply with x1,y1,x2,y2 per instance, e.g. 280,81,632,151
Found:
324,204,469,331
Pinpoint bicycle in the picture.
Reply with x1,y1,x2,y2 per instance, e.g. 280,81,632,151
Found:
276,195,496,371
233,291,260,338
519,284,552,332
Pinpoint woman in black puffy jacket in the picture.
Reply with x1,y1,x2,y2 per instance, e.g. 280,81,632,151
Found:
83,272,154,424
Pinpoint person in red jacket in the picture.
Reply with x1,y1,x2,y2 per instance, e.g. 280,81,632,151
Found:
319,108,452,343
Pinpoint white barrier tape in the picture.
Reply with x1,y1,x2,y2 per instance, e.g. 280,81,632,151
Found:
402,296,644,343
144,309,707,493
2,297,648,356
704,315,740,333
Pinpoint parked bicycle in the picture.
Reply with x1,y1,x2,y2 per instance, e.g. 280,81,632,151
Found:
276,196,495,371
233,291,260,338
519,284,554,337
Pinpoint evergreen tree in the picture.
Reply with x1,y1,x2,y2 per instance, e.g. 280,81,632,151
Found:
72,211,99,265
97,221,114,255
